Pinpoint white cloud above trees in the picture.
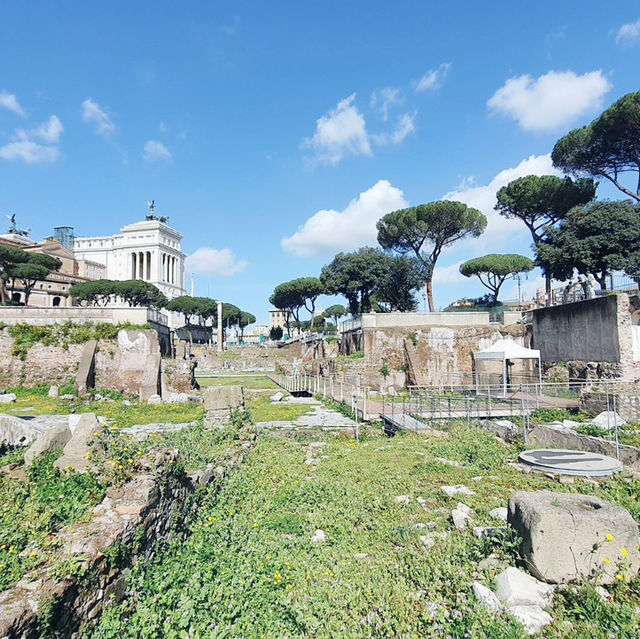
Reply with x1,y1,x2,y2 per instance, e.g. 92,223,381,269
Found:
414,63,451,92
487,70,612,132
303,94,372,166
18,115,63,143
0,115,63,164
616,19,640,45
442,153,562,249
303,93,418,166
143,140,172,161
0,140,59,164
0,91,25,117
81,98,116,135
281,179,407,257
186,247,248,276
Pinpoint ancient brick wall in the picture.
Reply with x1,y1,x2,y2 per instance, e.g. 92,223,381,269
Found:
0,330,83,388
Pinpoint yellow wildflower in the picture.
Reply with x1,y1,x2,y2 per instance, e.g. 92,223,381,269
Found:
616,574,624,581
621,548,628,557
606,534,614,542
602,557,611,564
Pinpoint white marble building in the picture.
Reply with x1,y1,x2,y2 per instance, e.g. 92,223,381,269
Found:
73,219,187,299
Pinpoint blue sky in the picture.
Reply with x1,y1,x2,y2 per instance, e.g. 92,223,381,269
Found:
1,1,639,325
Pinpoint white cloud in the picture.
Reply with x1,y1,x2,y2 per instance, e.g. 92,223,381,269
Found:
143,140,172,161
18,115,63,143
487,70,612,132
0,140,58,164
433,261,466,285
370,87,404,120
186,247,248,276
0,91,25,117
281,179,407,257
616,19,640,45
302,94,371,166
372,112,416,146
414,63,451,92
443,153,562,248
81,98,116,135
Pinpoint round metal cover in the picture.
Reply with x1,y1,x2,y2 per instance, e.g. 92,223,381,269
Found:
519,449,622,477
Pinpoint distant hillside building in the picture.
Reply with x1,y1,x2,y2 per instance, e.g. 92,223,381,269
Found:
73,219,187,299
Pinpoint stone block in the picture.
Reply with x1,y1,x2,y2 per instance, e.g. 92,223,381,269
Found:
204,385,244,411
508,491,640,584
0,393,17,404
24,423,72,467
48,385,60,398
54,413,102,473
0,415,45,446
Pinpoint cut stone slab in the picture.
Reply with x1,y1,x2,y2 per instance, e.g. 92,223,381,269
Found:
24,424,72,468
441,485,475,497
270,392,285,402
508,491,640,584
472,581,501,613
495,567,554,609
518,449,622,477
452,506,471,529
0,393,17,404
592,411,626,430
54,413,102,473
0,415,46,447
147,394,162,405
204,385,244,411
509,605,553,635
48,386,59,398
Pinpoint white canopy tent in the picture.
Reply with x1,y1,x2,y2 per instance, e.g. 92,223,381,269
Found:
473,338,541,397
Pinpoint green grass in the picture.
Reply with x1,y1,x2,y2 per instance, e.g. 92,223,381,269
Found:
247,396,315,422
197,375,281,390
83,423,640,638
6,322,150,360
0,450,105,591
0,386,205,428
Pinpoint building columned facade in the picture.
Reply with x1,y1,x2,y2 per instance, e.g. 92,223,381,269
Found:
73,219,187,299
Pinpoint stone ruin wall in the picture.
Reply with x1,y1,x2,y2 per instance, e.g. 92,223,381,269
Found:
0,327,194,398
303,324,529,392
535,294,640,382
192,344,293,373
0,430,257,638
0,330,84,388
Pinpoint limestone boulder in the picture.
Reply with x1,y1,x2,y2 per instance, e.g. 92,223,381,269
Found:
48,385,59,398
204,386,244,411
24,424,72,468
0,393,17,404
54,413,102,473
508,491,640,584
0,415,45,447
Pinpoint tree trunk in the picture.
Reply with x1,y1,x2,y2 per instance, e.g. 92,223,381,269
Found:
426,278,435,312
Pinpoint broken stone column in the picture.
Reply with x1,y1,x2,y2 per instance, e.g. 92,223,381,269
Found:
508,491,640,584
204,385,244,427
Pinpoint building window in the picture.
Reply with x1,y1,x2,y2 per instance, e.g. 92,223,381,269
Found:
52,296,61,307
